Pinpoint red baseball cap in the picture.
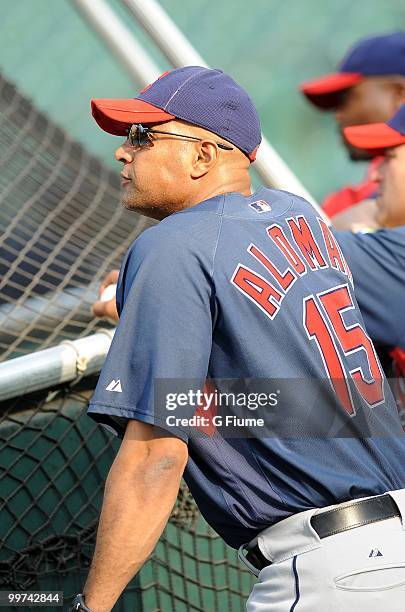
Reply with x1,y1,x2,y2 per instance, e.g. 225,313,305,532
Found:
91,66,262,161
343,104,405,154
300,73,363,110
301,32,405,110
91,72,175,135
91,97,175,135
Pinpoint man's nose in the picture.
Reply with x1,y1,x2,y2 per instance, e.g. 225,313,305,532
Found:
115,144,134,163
370,162,385,183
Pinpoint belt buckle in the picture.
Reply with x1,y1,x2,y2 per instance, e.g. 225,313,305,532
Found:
238,539,261,577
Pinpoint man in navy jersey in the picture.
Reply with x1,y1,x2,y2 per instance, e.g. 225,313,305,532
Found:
71,67,405,612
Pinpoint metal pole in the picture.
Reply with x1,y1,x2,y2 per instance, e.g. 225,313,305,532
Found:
0,286,96,341
122,0,207,68
71,0,160,86
0,329,115,402
120,0,320,210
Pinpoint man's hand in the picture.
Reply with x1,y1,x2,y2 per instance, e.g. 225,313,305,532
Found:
83,420,188,612
92,270,120,322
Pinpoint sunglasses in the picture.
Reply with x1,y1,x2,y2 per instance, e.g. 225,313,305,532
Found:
126,123,234,151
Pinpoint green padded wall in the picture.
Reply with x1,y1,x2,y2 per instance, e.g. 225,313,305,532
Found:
1,1,404,201
0,380,254,610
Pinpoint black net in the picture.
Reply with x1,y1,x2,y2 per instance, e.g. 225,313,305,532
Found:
0,74,255,610
0,378,254,611
0,72,152,362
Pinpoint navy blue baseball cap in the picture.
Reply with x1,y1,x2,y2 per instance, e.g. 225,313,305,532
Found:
91,66,262,162
301,32,405,109
344,104,405,153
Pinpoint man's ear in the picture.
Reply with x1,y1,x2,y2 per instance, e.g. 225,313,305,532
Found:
390,77,405,106
190,140,220,178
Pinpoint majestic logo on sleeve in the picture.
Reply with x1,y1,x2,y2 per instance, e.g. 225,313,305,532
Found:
106,379,122,393
249,200,272,213
369,549,383,558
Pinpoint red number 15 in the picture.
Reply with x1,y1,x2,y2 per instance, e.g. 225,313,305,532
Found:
303,284,384,416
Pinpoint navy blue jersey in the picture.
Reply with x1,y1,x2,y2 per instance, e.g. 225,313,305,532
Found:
336,227,405,349
89,188,405,548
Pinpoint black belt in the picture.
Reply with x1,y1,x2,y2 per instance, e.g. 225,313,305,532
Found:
246,494,400,572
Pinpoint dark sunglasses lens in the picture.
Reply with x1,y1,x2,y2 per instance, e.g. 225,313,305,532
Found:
129,125,149,147
139,128,150,146
128,125,136,146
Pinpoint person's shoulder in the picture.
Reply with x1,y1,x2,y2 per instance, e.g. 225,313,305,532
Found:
263,188,316,215
337,226,405,247
251,187,306,207
370,227,405,263
336,226,405,268
219,187,306,220
267,188,323,222
376,226,405,244
127,199,224,264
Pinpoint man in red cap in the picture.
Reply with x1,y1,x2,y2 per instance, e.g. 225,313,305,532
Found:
301,32,405,230
70,66,405,612
343,104,405,227
339,105,405,420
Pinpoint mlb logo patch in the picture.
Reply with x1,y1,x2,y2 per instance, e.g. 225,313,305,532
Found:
249,200,272,213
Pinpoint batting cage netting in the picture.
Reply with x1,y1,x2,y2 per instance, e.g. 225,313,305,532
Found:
0,73,255,610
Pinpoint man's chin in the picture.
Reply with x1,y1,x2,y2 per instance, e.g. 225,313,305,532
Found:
375,201,388,227
120,198,166,220
121,199,137,211
120,192,141,211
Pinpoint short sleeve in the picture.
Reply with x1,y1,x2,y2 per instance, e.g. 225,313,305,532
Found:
336,228,405,348
88,225,215,441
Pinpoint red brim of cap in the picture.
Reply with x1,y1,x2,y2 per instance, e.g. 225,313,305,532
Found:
300,72,363,109
91,98,175,135
343,123,405,152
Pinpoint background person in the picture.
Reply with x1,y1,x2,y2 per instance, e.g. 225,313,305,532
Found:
300,31,405,230
343,103,405,228
336,104,405,422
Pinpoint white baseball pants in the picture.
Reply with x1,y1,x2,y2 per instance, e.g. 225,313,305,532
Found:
246,489,405,611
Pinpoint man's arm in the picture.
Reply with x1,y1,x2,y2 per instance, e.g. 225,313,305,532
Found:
85,227,214,609
83,420,188,612
335,227,405,348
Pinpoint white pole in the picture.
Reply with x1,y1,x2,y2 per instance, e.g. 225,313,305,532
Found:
122,0,207,68
120,0,321,211
71,0,160,85
0,330,115,402
254,140,316,197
